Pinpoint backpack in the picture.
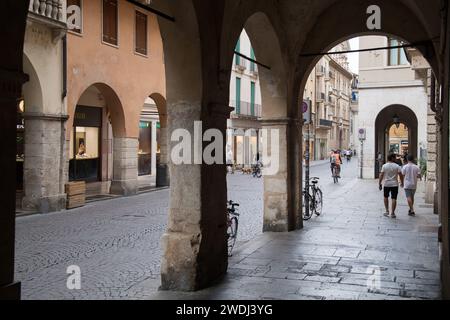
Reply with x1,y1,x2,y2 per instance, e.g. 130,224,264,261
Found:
331,156,337,164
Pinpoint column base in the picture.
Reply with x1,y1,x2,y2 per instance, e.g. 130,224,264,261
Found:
22,194,67,213
156,164,170,187
160,231,227,291
425,181,435,204
110,180,138,196
0,282,21,300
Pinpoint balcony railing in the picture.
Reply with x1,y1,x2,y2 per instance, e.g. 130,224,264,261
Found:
317,119,333,130
249,63,258,76
29,0,66,24
230,100,262,118
316,65,326,76
234,55,247,72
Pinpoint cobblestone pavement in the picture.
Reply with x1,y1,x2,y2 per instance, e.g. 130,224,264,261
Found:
15,172,264,300
15,160,440,300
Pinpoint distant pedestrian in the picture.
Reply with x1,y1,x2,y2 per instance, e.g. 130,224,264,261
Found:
401,155,422,216
345,149,352,162
379,154,404,219
377,151,383,165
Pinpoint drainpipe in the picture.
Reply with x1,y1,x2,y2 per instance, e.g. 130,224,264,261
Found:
62,35,67,100
61,34,68,200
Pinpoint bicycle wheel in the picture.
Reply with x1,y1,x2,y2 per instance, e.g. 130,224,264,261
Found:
314,188,323,216
302,192,313,221
227,216,238,256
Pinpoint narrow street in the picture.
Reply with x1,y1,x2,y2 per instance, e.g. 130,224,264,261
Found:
15,159,440,300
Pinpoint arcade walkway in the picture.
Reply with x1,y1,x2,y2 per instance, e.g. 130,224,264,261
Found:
150,178,441,300
15,163,440,300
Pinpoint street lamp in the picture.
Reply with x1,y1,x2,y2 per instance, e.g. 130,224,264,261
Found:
393,114,401,129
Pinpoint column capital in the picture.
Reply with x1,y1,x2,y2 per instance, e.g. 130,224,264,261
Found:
23,112,69,122
0,69,29,100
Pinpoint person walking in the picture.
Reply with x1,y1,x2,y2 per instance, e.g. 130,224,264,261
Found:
401,155,422,216
379,154,404,218
377,151,384,174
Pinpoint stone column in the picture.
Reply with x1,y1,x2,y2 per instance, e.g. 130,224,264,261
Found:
160,103,230,291
156,125,170,187
110,137,138,196
0,69,28,300
151,121,157,176
21,113,68,213
262,118,303,232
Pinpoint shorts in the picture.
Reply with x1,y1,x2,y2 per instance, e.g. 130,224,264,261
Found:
384,187,399,200
405,189,416,198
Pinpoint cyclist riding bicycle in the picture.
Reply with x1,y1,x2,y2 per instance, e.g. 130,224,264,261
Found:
330,150,342,178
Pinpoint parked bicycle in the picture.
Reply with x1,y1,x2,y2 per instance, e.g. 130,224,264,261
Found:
252,162,263,178
227,200,240,256
302,177,323,221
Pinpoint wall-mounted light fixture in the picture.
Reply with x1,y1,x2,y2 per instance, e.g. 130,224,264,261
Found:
393,114,401,129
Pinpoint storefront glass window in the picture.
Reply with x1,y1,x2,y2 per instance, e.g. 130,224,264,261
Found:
138,121,152,176
69,106,102,182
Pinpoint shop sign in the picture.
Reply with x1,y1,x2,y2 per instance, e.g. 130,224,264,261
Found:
140,122,150,129
74,106,102,127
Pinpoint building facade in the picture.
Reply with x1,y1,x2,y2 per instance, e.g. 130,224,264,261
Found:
66,0,166,196
19,1,68,213
356,36,429,179
18,0,167,214
303,42,353,160
227,30,262,168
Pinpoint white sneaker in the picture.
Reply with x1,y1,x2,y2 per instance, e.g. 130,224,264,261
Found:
384,212,389,217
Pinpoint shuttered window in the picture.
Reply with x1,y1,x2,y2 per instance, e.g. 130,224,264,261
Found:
103,0,118,46
135,11,148,55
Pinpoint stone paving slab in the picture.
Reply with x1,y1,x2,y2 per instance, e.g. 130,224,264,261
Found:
147,178,441,300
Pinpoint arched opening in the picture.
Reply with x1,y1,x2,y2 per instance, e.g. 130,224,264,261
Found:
17,54,43,207
222,10,302,260
137,93,169,191
2,0,450,300
375,105,419,178
226,28,264,249
69,83,127,197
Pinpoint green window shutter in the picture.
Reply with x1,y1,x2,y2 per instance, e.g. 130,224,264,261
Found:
250,81,256,116
250,47,255,71
236,77,241,114
235,39,241,65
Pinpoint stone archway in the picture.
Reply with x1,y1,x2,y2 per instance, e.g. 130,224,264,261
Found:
221,9,303,234
149,93,169,187
69,83,138,196
375,105,419,177
1,0,450,299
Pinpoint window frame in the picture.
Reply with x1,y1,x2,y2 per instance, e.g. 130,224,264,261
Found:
134,9,148,57
388,37,409,66
101,0,120,48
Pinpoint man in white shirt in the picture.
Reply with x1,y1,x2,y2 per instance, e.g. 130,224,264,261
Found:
401,155,422,216
379,154,404,218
